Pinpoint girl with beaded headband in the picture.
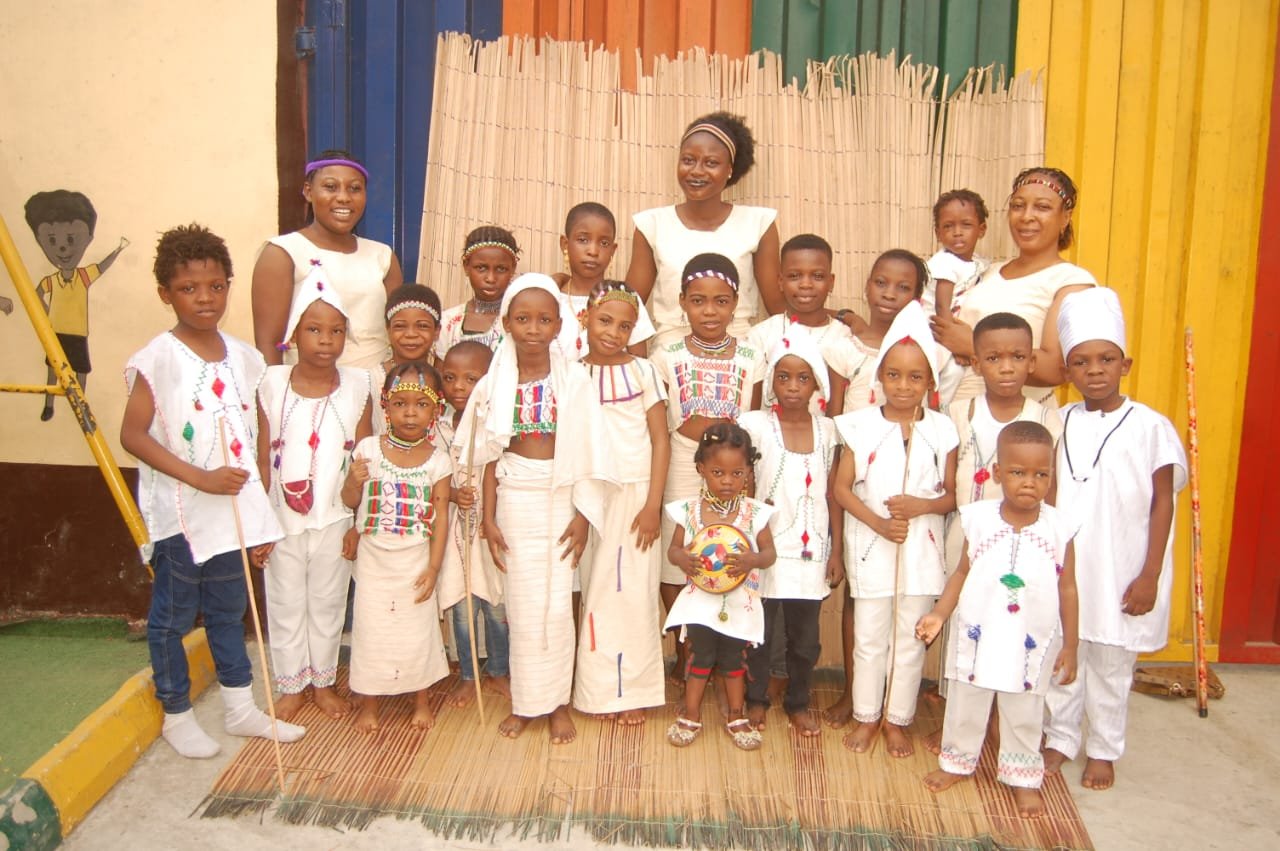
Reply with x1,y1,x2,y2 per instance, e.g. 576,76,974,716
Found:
252,149,404,372
649,252,764,685
738,329,840,738
370,283,444,437
341,360,453,732
452,273,616,744
626,112,785,350
258,263,374,721
662,423,776,750
931,166,1097,406
570,280,669,725
434,225,521,358
832,301,959,759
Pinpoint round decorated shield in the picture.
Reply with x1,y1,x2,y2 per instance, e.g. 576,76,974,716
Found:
687,524,752,594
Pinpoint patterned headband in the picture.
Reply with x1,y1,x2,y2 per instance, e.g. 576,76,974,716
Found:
682,123,737,162
462,240,518,261
387,300,441,323
305,158,370,181
1014,176,1075,209
682,269,740,292
589,287,640,311
384,379,441,405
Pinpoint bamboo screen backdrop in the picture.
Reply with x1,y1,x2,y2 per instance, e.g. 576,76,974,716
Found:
419,33,1043,316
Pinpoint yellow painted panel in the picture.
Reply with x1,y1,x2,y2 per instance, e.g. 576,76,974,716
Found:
1016,0,1280,660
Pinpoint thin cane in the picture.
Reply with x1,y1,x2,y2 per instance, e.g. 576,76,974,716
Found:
461,403,486,725
218,417,288,794
877,415,916,751
1185,329,1209,718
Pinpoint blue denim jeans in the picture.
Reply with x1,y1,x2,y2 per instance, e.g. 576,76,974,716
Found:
148,534,253,713
449,596,510,680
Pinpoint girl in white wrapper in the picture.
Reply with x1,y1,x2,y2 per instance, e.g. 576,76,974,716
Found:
454,274,615,745
664,423,776,751
342,361,452,732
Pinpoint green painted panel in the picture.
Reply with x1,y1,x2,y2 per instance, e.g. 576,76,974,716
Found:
749,0,1018,92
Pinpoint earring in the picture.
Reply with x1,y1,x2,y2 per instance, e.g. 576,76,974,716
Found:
563,250,571,274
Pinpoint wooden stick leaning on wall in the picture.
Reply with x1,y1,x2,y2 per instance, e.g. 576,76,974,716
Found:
462,401,486,725
1184,328,1210,718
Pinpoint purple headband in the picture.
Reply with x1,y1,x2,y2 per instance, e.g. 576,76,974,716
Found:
305,158,369,181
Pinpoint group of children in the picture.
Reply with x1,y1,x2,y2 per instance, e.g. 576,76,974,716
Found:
125,182,1185,820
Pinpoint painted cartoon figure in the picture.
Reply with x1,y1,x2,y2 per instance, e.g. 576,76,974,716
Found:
23,189,128,421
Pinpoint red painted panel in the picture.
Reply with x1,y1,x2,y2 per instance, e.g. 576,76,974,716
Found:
1222,40,1280,663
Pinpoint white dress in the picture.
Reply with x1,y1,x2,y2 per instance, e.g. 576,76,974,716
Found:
266,232,394,372
833,407,958,598
924,250,989,317
739,410,835,600
573,358,668,713
348,437,452,695
1055,400,1187,652
953,260,1097,403
662,496,776,645
948,501,1074,694
633,204,777,346
124,332,282,563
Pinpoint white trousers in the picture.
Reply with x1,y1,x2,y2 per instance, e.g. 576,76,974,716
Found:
1043,640,1137,761
939,680,1045,788
852,595,934,726
265,521,352,693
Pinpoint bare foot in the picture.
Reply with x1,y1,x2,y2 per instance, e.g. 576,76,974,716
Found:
411,691,435,730
1082,758,1115,790
313,686,350,719
923,769,967,793
923,726,943,755
353,695,380,732
842,720,878,753
274,691,306,721
823,694,853,728
885,723,914,758
483,674,511,699
498,713,529,738
789,709,821,737
549,705,577,744
922,682,944,705
618,709,646,726
1013,786,1047,816
747,703,767,731
447,678,477,708
1042,747,1070,776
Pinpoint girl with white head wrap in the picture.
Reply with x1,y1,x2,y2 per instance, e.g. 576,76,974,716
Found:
738,328,839,732
831,301,959,753
1044,286,1188,784
452,273,617,742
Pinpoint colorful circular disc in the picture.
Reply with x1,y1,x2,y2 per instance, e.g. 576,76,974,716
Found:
687,524,752,594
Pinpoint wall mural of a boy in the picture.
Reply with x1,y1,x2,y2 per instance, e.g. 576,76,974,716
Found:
22,189,128,421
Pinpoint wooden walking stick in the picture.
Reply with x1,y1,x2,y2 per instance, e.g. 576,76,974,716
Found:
218,418,288,793
461,405,486,724
1184,329,1209,718
878,415,917,749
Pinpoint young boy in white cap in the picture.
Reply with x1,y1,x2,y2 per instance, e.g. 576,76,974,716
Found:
1042,286,1187,791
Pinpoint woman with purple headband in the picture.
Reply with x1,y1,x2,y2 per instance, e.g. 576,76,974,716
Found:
252,149,404,372
930,167,1097,406
625,112,785,351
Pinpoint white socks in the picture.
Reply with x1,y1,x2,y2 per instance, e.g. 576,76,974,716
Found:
221,684,306,743
162,709,220,759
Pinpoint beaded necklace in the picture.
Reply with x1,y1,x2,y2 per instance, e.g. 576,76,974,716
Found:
760,412,830,561
689,333,733,356
471,296,502,314
699,482,742,517
386,430,428,452
270,368,343,509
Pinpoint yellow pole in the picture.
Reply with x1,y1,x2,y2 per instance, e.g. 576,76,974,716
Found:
0,212,150,556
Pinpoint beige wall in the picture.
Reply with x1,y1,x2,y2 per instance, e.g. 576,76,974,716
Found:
0,1,277,466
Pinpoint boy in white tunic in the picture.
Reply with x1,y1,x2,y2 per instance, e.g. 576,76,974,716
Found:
917,421,1079,818
832,302,958,757
1043,286,1187,791
740,330,838,736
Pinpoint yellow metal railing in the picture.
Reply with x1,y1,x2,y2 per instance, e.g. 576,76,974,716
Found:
0,213,150,564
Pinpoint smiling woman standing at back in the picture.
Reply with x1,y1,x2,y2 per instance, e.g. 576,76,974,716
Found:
252,149,404,372
625,113,784,350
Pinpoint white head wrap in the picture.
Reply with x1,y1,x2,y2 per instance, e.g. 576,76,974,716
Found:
280,261,349,349
498,273,580,356
869,300,939,385
763,326,831,408
1057,286,1125,360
